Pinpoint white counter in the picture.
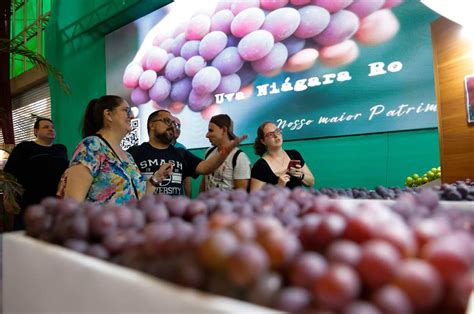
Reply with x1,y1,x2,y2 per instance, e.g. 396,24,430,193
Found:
3,232,277,314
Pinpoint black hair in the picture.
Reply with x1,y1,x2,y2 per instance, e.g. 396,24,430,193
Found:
82,95,123,138
146,109,170,134
254,121,273,157
34,118,53,130
33,117,54,138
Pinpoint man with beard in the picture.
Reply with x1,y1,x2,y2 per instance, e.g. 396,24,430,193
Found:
4,118,69,229
128,110,246,196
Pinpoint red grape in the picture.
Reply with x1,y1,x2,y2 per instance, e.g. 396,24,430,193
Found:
394,259,442,311
288,252,328,289
421,231,472,283
356,240,401,289
326,240,362,267
313,264,361,310
372,285,413,314
227,242,269,286
198,229,239,270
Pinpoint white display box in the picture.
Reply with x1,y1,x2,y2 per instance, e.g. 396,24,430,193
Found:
334,199,474,211
3,232,278,314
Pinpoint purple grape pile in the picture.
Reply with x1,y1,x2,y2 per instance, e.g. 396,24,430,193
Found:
438,179,474,201
123,0,403,114
25,185,472,314
313,186,410,200
312,179,474,201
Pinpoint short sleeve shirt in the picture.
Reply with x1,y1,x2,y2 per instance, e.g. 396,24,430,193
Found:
70,136,145,204
204,147,251,191
251,149,305,189
128,143,202,196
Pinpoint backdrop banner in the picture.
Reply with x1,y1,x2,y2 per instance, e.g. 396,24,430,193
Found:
106,0,439,149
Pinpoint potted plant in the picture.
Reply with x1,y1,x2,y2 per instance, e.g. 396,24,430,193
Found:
0,169,23,232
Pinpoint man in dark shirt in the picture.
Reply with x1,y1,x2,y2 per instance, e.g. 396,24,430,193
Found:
4,118,69,230
170,115,192,197
128,110,246,196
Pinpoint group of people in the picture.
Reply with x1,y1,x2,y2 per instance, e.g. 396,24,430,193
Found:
4,95,315,229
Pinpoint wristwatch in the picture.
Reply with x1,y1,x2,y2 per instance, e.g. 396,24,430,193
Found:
149,176,161,187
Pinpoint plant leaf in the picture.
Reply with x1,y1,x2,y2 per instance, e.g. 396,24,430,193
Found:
0,170,23,215
0,38,71,95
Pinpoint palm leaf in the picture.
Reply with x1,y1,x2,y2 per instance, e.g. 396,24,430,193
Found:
0,38,71,95
0,170,24,215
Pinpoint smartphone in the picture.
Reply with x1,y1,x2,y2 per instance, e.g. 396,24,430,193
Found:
288,160,301,170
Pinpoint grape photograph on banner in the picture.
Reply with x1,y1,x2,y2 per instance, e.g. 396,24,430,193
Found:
106,0,439,149
464,75,474,123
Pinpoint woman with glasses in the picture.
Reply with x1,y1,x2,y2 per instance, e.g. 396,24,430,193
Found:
250,121,315,191
58,95,173,204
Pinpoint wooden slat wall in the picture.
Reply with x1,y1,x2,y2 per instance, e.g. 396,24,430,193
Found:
431,17,474,183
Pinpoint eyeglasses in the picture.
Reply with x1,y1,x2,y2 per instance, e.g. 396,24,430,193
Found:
115,107,133,117
264,128,282,138
152,117,175,127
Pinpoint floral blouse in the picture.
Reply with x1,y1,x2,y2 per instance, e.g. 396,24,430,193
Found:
69,136,145,204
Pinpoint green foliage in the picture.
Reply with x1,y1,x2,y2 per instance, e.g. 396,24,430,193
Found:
0,169,24,216
0,37,70,94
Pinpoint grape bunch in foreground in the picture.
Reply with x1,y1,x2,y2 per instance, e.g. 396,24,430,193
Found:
25,185,472,314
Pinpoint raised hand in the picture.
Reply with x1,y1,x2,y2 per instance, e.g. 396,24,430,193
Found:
219,134,248,157
152,162,174,182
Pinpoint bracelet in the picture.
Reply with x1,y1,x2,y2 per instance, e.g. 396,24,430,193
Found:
149,176,161,187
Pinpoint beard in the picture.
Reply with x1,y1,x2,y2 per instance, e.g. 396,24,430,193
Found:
154,129,173,145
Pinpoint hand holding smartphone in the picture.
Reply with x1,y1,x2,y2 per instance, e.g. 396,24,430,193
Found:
288,160,301,170
288,160,303,179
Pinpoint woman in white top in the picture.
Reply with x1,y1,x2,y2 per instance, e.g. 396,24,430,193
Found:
200,114,251,192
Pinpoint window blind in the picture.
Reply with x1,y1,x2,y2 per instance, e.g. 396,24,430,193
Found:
0,83,51,144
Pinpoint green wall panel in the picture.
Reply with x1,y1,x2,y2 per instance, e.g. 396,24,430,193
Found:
46,0,172,153
386,129,440,185
46,0,441,195
186,128,440,197
42,0,52,15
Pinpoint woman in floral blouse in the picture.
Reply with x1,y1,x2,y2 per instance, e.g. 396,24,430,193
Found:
59,95,172,204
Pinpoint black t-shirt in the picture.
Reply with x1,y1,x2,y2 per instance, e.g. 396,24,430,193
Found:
128,143,202,196
251,149,305,189
4,141,69,208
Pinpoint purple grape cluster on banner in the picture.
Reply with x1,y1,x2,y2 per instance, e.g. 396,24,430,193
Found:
123,0,403,117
